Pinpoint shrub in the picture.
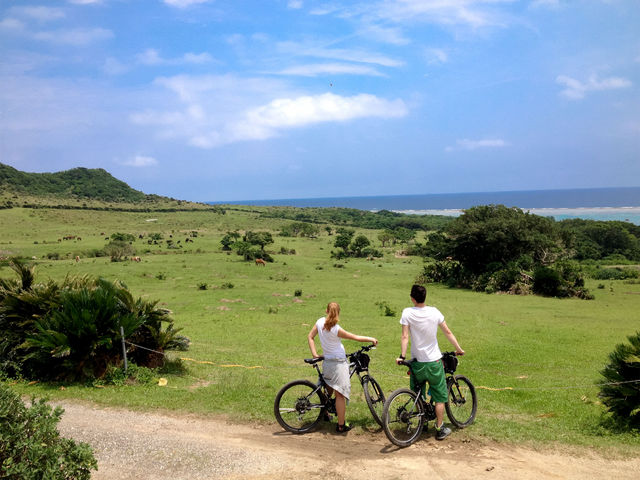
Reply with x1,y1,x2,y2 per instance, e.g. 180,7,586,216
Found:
294,289,302,297
197,283,208,290
532,266,562,297
0,384,97,479
104,240,135,261
590,267,640,280
0,259,187,381
110,232,136,242
375,301,396,317
599,331,640,429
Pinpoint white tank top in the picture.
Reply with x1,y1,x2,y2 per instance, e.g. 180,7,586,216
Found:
316,317,346,359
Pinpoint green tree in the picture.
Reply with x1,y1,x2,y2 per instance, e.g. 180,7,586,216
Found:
392,227,416,245
447,205,560,275
103,240,135,261
350,234,371,257
378,231,394,247
334,228,355,251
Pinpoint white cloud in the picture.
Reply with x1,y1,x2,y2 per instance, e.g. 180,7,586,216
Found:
0,18,24,31
530,0,560,8
276,63,385,77
248,93,407,129
287,0,304,9
12,6,66,22
33,27,113,46
369,0,513,29
360,24,410,45
446,138,509,152
183,52,214,64
277,42,404,67
163,0,212,8
131,75,408,149
122,155,158,167
556,74,632,100
138,48,214,66
424,48,448,65
67,0,103,4
103,57,128,75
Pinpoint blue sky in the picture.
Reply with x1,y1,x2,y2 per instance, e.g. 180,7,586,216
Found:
1,0,638,202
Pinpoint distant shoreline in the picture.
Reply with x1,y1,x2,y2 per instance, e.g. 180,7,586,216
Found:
214,187,640,224
393,206,640,225
395,206,640,216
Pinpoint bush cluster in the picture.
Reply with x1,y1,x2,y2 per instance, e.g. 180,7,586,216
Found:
417,205,593,299
220,230,274,262
0,259,188,381
0,383,97,479
331,229,382,259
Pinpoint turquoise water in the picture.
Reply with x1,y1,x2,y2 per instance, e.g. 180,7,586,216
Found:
216,187,640,225
394,207,640,225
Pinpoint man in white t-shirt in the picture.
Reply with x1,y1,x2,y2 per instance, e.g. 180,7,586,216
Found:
397,284,465,440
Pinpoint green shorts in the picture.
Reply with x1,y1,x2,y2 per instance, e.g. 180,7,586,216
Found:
409,359,448,404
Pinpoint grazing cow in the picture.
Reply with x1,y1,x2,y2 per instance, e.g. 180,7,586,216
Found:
131,256,141,262
255,258,266,266
75,256,80,262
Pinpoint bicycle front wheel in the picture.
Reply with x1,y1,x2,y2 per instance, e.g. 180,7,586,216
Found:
362,375,385,426
445,375,477,428
382,388,424,447
274,379,327,433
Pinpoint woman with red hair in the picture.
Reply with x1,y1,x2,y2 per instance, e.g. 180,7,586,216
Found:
307,302,378,433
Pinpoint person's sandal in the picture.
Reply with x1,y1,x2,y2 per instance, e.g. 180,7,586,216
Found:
336,423,352,433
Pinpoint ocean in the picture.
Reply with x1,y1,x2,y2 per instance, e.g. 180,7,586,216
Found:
218,187,640,225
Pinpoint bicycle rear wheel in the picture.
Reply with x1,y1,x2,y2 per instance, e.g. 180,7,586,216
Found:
445,375,477,428
382,388,424,447
362,375,385,426
274,379,327,433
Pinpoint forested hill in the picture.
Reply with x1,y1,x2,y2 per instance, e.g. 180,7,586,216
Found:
0,162,150,203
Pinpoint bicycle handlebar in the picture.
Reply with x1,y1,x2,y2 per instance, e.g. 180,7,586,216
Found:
395,351,461,367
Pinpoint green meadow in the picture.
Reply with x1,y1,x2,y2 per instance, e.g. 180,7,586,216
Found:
1,206,639,453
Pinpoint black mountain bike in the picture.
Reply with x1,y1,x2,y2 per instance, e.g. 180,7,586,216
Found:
382,352,477,447
274,344,385,433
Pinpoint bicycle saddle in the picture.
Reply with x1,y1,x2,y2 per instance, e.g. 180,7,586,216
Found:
304,357,324,364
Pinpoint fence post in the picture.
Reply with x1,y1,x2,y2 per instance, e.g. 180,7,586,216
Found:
120,326,128,374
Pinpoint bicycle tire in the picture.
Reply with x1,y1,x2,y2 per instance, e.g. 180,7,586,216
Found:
362,375,385,426
382,388,425,447
274,379,327,433
445,375,477,428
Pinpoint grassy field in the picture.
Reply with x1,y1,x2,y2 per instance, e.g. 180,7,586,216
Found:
1,207,639,453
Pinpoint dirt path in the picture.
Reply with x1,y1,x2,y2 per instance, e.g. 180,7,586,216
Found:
55,400,639,480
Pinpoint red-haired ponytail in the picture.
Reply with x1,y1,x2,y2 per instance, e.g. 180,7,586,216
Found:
324,302,340,330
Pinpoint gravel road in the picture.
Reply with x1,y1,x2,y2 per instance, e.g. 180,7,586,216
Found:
55,400,640,480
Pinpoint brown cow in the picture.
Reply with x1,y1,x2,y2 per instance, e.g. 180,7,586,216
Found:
75,256,80,262
255,258,266,266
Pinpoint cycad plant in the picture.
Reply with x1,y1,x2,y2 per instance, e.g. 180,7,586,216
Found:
23,284,143,380
599,331,640,429
1,258,188,381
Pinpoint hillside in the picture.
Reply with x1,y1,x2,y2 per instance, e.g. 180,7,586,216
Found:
0,163,223,212
0,162,150,203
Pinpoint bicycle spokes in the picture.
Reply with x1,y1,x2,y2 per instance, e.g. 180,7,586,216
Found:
383,389,424,447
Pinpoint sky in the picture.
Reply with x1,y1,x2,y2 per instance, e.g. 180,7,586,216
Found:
0,0,639,202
